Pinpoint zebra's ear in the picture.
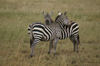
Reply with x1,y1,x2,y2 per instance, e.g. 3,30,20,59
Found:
42,11,46,16
49,12,53,16
58,11,61,15
64,11,67,15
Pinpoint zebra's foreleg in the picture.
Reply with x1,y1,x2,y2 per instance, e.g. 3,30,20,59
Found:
31,39,40,57
48,40,54,54
53,38,59,55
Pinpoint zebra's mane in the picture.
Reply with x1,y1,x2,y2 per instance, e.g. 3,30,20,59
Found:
55,15,63,25
55,15,64,29
55,15,60,22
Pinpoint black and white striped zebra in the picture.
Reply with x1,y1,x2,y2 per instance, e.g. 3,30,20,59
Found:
28,12,70,57
56,11,80,52
64,21,80,52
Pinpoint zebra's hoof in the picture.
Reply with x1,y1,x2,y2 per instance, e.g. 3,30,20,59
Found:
31,55,35,58
48,52,50,54
53,53,57,56
31,55,33,57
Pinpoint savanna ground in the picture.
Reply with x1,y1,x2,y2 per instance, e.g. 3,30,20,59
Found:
0,0,100,66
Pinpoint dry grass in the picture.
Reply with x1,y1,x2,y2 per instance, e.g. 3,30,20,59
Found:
0,0,100,66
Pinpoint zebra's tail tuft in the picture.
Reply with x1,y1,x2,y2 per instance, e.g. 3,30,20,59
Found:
77,34,80,45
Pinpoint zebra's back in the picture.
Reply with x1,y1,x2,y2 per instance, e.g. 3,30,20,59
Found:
28,22,54,41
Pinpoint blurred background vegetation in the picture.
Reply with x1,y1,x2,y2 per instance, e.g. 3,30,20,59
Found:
0,0,100,66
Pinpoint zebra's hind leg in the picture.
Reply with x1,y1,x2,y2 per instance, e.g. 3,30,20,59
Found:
48,40,54,54
30,38,34,48
69,35,76,52
31,39,40,57
70,35,79,52
75,36,79,53
53,38,59,55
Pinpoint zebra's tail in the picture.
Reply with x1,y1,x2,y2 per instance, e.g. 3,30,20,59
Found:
77,34,80,45
30,24,34,41
28,23,34,41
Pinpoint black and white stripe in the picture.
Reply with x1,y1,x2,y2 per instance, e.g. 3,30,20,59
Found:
55,14,70,39
64,21,79,38
28,22,53,41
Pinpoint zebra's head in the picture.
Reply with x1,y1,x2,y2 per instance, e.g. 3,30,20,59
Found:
42,11,54,25
55,11,70,26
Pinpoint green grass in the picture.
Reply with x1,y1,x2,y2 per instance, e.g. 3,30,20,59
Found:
0,0,100,66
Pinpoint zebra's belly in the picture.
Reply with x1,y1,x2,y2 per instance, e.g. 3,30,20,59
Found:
40,37,54,41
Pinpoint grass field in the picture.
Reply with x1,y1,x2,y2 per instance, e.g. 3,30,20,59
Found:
0,0,100,66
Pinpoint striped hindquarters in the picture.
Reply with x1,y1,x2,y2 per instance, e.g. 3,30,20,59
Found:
69,21,79,36
64,21,79,37
28,22,53,41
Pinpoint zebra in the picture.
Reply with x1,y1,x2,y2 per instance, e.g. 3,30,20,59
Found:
47,11,80,52
44,11,80,52
28,11,70,57
63,21,80,52
42,11,54,25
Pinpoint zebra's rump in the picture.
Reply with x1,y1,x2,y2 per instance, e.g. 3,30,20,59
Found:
28,22,53,41
70,21,79,35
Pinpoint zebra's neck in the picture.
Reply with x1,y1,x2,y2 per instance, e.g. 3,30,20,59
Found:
55,20,69,39
55,19,71,39
55,19,64,29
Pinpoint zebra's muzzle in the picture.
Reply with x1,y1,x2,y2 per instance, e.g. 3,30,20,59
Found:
45,20,50,25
